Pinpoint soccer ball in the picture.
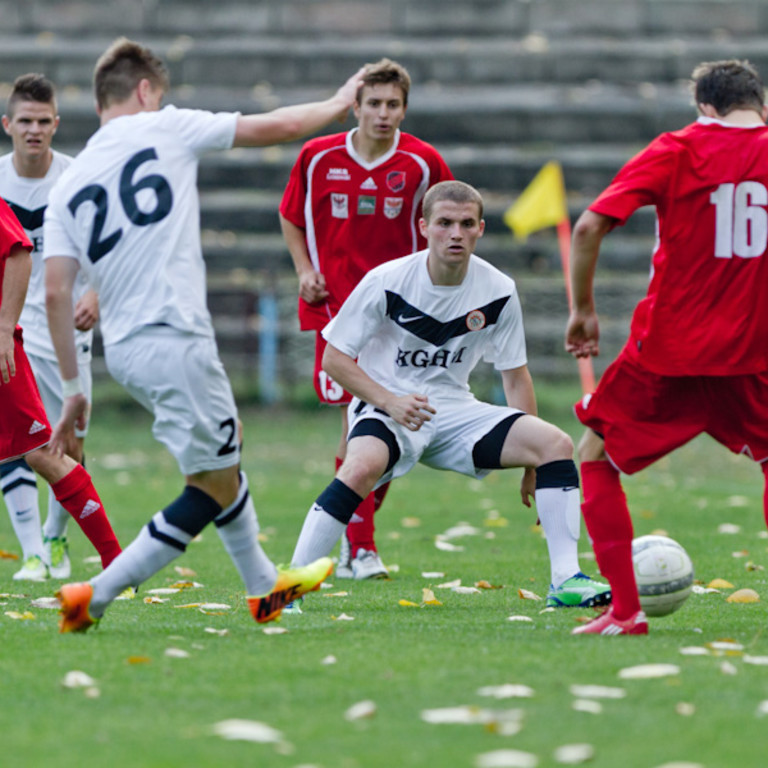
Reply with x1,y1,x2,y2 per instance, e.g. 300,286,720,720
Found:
632,535,694,617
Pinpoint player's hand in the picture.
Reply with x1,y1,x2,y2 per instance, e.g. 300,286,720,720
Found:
565,308,600,358
520,466,536,508
0,330,15,384
50,394,89,457
387,393,436,431
74,289,99,331
298,269,329,304
333,66,367,123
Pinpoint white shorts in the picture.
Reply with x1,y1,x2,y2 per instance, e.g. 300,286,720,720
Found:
27,352,92,439
105,327,240,475
348,395,523,486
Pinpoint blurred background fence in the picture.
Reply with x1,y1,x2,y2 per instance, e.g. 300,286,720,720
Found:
2,0,766,402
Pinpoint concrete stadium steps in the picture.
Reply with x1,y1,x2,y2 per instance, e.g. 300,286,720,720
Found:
4,0,768,38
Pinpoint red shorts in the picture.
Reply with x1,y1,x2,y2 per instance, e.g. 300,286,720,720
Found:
1,328,51,463
574,349,768,475
313,332,352,406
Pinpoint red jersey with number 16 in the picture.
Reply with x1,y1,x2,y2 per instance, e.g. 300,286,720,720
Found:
590,117,768,376
280,129,453,331
0,197,33,319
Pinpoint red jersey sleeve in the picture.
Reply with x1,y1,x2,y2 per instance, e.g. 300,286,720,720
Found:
279,144,312,229
0,197,33,256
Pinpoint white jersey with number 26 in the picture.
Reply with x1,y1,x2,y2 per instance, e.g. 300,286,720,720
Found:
43,105,238,346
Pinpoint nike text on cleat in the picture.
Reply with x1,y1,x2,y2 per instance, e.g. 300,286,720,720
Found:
57,582,99,633
13,554,49,581
44,536,71,579
247,557,333,624
572,607,648,636
546,572,611,608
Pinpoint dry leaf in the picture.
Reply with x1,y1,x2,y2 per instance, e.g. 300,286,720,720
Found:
398,599,419,607
174,566,197,577
422,571,445,578
475,749,538,768
571,699,603,714
127,656,151,665
436,579,462,589
731,550,749,558
475,580,503,590
745,561,764,571
679,647,710,656
553,743,595,765
143,596,168,604
198,603,231,614
651,763,705,768
569,685,626,699
421,706,523,726
30,597,60,610
332,613,355,621
484,516,509,528
321,655,337,665
756,700,768,717
675,702,696,717
344,700,376,721
319,582,335,589
517,589,543,601
726,588,760,603
707,640,744,653
422,588,442,605
618,664,680,679
322,591,349,598
401,517,421,528
744,655,768,666
477,684,534,699
262,627,288,635
691,585,720,594
4,611,34,620
718,523,741,534
0,550,19,560
169,581,203,590
726,496,749,507
706,578,734,589
164,647,190,658
84,687,101,699
435,540,464,552
507,615,534,623
720,661,738,676
147,588,180,595
204,628,229,637
212,719,285,743
452,586,481,595
62,670,96,688
440,524,480,540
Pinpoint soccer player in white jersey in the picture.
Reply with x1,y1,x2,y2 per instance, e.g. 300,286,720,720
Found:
43,38,366,631
290,180,611,609
0,74,115,580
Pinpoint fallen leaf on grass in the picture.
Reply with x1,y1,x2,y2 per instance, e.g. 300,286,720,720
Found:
477,684,535,699
164,647,190,658
204,627,229,637
322,591,349,598
169,581,204,590
262,627,288,635
517,589,542,601
726,495,749,507
5,611,34,620
731,550,749,558
718,523,741,534
756,700,768,717
435,540,464,552
706,578,733,589
422,571,445,578
453,586,481,595
0,550,19,560
212,719,285,744
691,585,720,594
475,580,503,590
571,699,602,714
30,597,60,610
422,588,442,605
474,748,538,768
720,661,738,676
679,647,709,656
484,515,509,528
321,655,337,665
436,579,462,589
401,517,421,528
421,706,523,727
399,600,419,607
440,523,480,540
147,588,180,595
569,685,626,699
344,700,376,721
127,656,152,665
507,615,534,623
174,566,197,577
62,670,97,688
744,561,764,571
618,664,680,679
332,613,355,621
707,640,744,654
651,763,705,768
553,743,595,764
744,655,768,666
726,588,760,603
143,596,168,604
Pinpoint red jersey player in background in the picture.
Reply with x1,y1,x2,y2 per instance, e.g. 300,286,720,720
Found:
280,58,453,581
0,198,121,574
565,59,768,636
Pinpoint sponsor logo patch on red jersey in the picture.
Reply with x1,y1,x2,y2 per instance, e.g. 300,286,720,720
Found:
384,197,403,219
386,171,406,192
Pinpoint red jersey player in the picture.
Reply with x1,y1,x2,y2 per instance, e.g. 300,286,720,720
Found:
565,59,768,636
280,58,453,581
0,197,121,574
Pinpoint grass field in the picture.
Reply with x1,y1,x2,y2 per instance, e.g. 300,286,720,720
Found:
1,384,767,768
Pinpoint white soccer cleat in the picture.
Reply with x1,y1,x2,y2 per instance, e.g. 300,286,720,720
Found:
44,536,71,579
335,533,354,579
351,548,389,580
13,554,49,581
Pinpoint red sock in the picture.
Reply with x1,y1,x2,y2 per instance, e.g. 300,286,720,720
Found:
373,481,390,512
580,460,640,619
51,464,121,568
336,455,377,556
762,462,768,530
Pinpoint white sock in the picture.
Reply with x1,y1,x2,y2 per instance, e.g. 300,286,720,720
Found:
90,512,192,616
42,494,70,540
536,486,581,588
214,472,277,596
291,503,346,567
1,464,44,560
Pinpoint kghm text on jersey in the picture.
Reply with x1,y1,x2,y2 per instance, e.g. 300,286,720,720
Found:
395,346,466,368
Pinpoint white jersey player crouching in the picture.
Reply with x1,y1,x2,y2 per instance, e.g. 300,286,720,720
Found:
42,37,367,631
290,180,610,609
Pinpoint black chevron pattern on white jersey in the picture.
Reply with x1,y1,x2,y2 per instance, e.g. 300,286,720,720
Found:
7,201,46,231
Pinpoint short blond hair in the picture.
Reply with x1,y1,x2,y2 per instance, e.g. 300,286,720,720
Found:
94,37,169,110
423,181,484,222
357,58,411,106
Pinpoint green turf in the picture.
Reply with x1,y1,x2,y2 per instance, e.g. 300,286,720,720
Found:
1,386,767,768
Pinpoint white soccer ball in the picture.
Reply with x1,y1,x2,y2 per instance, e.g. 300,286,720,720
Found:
632,534,694,617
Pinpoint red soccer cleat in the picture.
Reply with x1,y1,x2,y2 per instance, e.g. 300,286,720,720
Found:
572,606,648,636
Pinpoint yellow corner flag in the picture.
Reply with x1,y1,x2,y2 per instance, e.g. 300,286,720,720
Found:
503,161,568,241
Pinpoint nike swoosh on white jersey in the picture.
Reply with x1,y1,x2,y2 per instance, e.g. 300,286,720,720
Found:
397,314,423,323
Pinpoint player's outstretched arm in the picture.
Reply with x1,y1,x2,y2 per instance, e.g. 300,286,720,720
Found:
323,343,436,432
565,210,613,359
0,244,32,383
233,67,366,148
